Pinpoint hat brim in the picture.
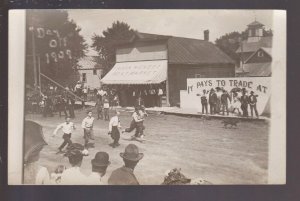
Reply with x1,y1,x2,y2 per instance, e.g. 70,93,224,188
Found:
120,153,144,161
91,160,111,167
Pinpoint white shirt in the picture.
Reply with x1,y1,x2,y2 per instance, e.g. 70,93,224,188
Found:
85,172,104,185
82,116,95,129
60,167,87,185
158,88,163,95
98,90,107,97
83,88,88,93
132,111,145,122
103,101,110,109
53,122,75,135
109,116,121,132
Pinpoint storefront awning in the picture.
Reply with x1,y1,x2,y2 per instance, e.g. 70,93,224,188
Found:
101,60,167,85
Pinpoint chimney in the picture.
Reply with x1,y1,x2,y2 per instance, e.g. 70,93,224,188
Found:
204,30,209,41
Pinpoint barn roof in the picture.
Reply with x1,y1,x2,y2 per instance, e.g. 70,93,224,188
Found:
135,32,235,65
77,56,99,70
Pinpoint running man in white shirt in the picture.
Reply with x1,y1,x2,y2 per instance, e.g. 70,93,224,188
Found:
81,110,95,148
108,110,121,148
53,116,76,153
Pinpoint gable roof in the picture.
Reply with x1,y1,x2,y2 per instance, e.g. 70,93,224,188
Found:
167,37,234,64
244,47,273,63
77,56,99,70
134,32,234,65
247,21,264,27
236,36,272,53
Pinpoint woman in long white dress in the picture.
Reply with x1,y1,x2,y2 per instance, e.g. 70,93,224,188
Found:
232,92,242,115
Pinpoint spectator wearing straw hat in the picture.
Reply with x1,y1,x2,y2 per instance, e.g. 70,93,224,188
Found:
108,144,144,185
86,152,111,185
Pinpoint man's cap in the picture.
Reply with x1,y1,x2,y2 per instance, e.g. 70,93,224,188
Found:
91,152,111,167
120,144,144,161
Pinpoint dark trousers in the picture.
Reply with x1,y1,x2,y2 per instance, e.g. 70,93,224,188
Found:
111,126,120,145
103,108,109,120
68,105,75,118
135,122,144,137
210,103,216,115
97,108,103,119
250,104,259,117
221,103,229,115
125,120,136,133
125,120,145,137
241,104,248,117
157,96,162,107
202,103,208,114
58,104,68,117
59,133,72,150
83,128,94,147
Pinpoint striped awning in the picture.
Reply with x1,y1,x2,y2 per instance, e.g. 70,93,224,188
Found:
101,60,167,85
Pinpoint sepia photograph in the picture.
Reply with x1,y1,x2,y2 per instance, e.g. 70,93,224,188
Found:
8,9,286,185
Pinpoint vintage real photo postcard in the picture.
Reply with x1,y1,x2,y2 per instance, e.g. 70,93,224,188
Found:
8,9,286,185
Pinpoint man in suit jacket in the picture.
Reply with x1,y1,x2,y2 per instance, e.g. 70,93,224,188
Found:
248,91,259,118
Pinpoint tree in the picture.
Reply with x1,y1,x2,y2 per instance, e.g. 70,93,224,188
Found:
91,21,136,74
215,28,273,64
26,10,87,87
215,31,247,64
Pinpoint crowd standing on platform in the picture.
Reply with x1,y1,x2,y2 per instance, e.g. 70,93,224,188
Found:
197,87,259,118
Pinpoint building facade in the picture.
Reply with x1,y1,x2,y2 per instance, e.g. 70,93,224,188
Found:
101,32,235,107
76,56,103,89
236,21,273,77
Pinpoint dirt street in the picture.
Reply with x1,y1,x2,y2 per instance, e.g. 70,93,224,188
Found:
25,108,269,184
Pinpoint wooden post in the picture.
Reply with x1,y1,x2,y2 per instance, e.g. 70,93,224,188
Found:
40,73,84,101
38,55,41,94
31,23,38,89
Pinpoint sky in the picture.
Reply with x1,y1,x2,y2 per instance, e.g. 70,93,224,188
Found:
67,9,274,56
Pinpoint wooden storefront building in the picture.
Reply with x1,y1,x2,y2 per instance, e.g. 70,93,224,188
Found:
101,32,235,107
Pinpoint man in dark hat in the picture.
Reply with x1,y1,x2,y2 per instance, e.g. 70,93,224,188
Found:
249,91,259,118
208,88,217,115
240,88,249,117
86,152,111,185
108,144,144,185
60,143,88,184
221,89,231,115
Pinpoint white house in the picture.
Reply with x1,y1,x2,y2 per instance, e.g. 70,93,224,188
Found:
77,56,103,90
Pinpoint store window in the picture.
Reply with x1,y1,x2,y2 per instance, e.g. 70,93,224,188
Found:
195,74,205,78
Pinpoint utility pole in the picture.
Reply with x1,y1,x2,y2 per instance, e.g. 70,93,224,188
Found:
31,19,38,89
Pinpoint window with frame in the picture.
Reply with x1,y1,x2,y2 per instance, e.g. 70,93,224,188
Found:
195,74,206,78
93,69,97,75
258,51,264,57
82,73,87,82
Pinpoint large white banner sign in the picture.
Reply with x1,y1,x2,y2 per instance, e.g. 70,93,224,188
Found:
180,77,271,116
